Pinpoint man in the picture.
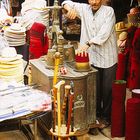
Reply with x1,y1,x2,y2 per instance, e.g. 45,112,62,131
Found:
62,0,118,130
110,0,138,22
49,0,87,6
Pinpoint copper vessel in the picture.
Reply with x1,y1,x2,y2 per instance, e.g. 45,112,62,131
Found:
45,49,56,67
75,62,91,71
64,42,75,62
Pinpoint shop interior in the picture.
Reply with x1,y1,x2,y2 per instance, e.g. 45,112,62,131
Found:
0,0,140,140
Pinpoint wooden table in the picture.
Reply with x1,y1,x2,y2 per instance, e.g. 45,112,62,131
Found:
30,58,98,135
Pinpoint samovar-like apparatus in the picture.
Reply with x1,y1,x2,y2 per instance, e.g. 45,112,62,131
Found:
45,0,66,68
45,0,75,68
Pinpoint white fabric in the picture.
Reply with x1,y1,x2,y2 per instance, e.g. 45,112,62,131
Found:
20,0,49,30
21,0,46,15
0,3,12,22
1,0,11,15
62,1,118,68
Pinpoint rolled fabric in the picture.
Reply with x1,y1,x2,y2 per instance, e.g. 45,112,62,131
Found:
30,22,46,35
132,28,140,51
128,57,140,89
125,98,140,140
29,39,43,59
29,22,48,59
112,80,127,102
111,100,125,137
116,53,128,80
111,80,126,137
126,26,137,88
127,27,140,89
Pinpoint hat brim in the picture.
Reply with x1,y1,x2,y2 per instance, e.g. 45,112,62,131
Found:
0,54,23,62
116,27,128,32
5,27,26,33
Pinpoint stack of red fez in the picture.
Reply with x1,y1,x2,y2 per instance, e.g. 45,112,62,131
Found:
125,98,140,140
29,22,49,59
111,80,126,137
116,53,127,80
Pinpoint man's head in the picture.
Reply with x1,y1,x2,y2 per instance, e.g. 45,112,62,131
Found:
88,0,102,12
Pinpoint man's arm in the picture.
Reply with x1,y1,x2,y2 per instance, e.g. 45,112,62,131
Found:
62,2,77,19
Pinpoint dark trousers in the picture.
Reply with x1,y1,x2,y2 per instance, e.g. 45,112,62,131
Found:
92,64,117,122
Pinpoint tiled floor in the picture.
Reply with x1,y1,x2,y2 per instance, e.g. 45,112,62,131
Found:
76,127,125,140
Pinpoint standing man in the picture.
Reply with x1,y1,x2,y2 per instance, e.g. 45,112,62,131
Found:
62,0,118,130
110,0,138,22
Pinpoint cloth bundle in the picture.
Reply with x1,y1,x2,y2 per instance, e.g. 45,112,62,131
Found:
128,28,140,89
29,22,48,59
111,80,126,137
125,98,140,140
126,26,137,88
116,25,128,81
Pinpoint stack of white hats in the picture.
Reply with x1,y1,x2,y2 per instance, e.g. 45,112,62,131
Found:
4,23,26,46
0,47,24,83
20,0,49,30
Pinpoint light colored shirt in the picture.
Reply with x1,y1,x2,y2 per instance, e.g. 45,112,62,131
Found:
62,1,118,68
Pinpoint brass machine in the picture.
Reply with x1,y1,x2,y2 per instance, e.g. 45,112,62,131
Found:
45,0,75,68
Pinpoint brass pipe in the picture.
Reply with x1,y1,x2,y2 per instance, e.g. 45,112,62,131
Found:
54,80,65,140
52,52,60,133
61,85,71,123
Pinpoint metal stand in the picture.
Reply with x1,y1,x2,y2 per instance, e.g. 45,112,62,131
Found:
50,128,88,140
19,111,50,140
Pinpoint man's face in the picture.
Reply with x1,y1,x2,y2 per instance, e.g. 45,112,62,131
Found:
88,0,102,12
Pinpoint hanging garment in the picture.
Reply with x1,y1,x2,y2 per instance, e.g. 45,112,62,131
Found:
128,28,140,89
29,22,48,59
126,26,137,88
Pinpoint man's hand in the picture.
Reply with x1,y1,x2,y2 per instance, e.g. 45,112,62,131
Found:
63,4,77,19
78,44,90,51
66,9,77,19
